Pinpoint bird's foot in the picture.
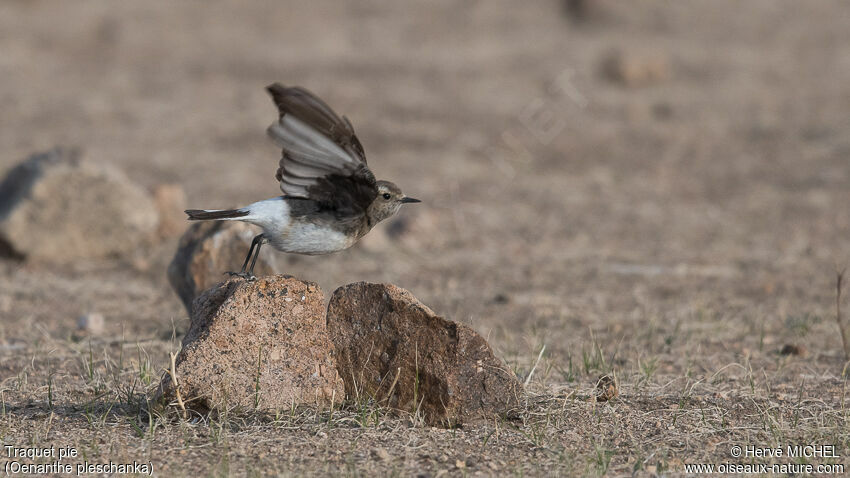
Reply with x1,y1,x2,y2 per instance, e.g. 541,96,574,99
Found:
225,271,257,282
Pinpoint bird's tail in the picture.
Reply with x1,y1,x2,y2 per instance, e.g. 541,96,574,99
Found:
185,208,249,221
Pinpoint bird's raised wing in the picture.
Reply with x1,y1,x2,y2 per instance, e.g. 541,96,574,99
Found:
266,83,376,217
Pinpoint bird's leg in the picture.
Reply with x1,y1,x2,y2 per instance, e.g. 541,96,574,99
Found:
226,234,264,281
246,236,268,278
239,236,259,272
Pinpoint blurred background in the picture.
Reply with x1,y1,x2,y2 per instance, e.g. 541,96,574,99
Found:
2,1,850,474
2,0,849,377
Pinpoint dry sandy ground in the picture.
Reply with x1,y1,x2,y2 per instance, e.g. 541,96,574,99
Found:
1,1,850,476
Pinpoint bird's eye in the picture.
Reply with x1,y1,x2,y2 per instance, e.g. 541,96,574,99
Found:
382,193,391,200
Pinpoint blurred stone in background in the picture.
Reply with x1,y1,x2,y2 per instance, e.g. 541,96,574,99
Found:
0,148,158,264
601,49,671,87
76,312,105,335
167,221,280,314
357,209,443,254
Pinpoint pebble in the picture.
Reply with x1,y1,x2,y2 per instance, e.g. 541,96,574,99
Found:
76,313,105,335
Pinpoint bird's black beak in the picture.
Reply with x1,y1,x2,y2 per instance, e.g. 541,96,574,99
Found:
401,197,421,204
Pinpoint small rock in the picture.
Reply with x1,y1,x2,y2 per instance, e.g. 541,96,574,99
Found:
780,344,807,356
152,184,188,239
564,0,590,20
129,255,152,272
594,374,618,402
563,0,618,23
652,102,674,120
76,313,105,335
327,282,523,427
372,447,391,462
601,50,670,87
157,275,343,413
167,221,280,314
0,148,158,263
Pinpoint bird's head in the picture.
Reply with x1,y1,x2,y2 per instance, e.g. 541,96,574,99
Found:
368,180,420,223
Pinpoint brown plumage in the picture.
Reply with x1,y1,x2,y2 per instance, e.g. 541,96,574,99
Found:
266,84,377,219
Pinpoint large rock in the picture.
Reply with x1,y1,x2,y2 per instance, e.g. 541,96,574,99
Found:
159,276,343,413
168,221,280,314
327,282,523,427
0,148,158,263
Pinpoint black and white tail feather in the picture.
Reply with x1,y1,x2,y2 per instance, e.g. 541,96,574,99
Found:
185,208,249,221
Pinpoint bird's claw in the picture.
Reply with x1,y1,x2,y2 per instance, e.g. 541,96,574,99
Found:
225,271,257,282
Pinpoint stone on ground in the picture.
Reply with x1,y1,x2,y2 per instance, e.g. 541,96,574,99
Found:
594,374,618,402
158,275,343,413
76,312,105,335
0,148,158,263
327,282,523,427
167,221,279,314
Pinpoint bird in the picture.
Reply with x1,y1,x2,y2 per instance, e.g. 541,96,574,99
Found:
184,83,420,280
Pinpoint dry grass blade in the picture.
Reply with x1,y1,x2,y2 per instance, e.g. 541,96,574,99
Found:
165,351,187,419
524,344,546,387
837,270,850,361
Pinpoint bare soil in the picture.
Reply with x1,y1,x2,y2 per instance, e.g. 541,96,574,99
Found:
1,1,849,476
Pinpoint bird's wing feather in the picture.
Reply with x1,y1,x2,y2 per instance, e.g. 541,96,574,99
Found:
266,83,375,216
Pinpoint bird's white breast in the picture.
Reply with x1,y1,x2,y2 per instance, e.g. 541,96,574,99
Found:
275,222,353,255
242,197,354,255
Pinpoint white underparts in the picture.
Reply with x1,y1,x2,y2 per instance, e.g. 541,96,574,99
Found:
238,197,351,255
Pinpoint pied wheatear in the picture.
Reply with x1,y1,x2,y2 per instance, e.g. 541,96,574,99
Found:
185,83,420,279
